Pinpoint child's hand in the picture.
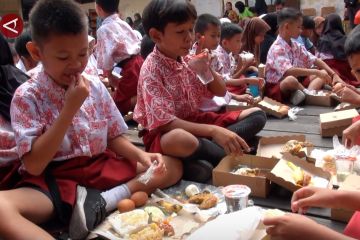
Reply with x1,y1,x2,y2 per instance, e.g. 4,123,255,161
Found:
65,74,90,113
335,86,360,105
332,74,345,85
211,126,250,155
291,186,334,213
138,152,166,174
195,35,206,55
232,94,254,104
263,213,320,240
317,69,332,84
343,121,360,148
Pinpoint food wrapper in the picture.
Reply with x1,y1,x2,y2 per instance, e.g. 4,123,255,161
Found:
138,161,157,185
288,107,303,121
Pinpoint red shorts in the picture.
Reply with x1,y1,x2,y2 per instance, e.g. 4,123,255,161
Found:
16,150,137,207
344,211,360,239
265,77,311,103
352,115,360,146
143,111,241,153
114,55,144,115
0,160,21,190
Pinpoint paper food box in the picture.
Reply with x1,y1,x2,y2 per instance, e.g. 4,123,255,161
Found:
266,153,332,192
320,109,359,137
305,90,340,107
331,174,359,222
334,102,360,112
256,135,313,162
255,97,289,119
226,99,253,111
212,154,278,198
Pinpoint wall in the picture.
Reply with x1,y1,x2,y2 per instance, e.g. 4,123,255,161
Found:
301,0,345,18
0,0,22,18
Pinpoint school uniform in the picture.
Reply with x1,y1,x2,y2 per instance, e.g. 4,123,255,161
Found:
190,43,232,112
344,211,360,239
265,36,317,102
10,65,137,207
133,47,241,153
96,13,143,114
0,115,21,189
214,45,247,95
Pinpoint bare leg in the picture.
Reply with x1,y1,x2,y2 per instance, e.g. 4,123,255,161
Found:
280,76,304,94
0,188,54,240
160,129,199,157
308,76,325,90
237,107,263,120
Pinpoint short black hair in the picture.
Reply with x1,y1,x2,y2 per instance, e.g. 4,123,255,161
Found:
221,22,243,41
15,29,32,57
142,0,197,36
278,7,302,26
345,25,360,56
194,14,221,34
302,15,315,29
95,0,119,14
274,0,285,6
235,1,245,13
140,35,156,59
29,0,88,45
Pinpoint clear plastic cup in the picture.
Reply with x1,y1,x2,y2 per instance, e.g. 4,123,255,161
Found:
222,185,251,213
336,160,354,183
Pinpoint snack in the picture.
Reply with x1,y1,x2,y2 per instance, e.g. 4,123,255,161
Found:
117,199,136,213
131,191,149,207
129,223,164,240
239,51,254,63
287,162,312,187
185,184,201,197
188,192,218,209
110,209,149,237
158,220,175,237
282,140,313,155
323,155,336,175
233,167,260,177
144,206,165,223
156,200,183,214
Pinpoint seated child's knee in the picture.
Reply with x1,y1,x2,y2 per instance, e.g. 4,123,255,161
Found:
161,128,198,149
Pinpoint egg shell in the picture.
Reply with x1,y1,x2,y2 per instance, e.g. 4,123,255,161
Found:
117,199,135,213
130,191,149,207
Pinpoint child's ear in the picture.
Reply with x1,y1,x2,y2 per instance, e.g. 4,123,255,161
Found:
195,32,202,41
149,28,162,44
26,42,41,62
221,39,228,48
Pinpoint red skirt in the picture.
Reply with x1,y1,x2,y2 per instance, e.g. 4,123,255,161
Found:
143,111,241,153
324,59,360,87
0,160,21,190
344,211,360,239
265,77,310,103
16,151,137,207
114,55,144,115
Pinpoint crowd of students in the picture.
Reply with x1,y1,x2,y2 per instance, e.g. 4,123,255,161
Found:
0,0,360,239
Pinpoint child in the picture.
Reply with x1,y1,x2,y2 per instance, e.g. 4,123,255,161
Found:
216,22,264,95
274,0,285,12
260,13,278,64
240,17,271,66
235,1,254,20
294,15,316,55
1,1,182,239
14,29,39,72
310,16,325,48
95,0,143,115
134,0,266,183
264,186,360,239
224,2,239,23
0,33,28,190
265,8,342,105
193,14,253,111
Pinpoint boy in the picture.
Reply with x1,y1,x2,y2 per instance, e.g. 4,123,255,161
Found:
265,8,341,105
14,29,39,72
134,0,266,183
95,0,143,115
294,16,316,55
274,0,285,12
0,1,182,239
193,14,255,110
215,22,264,96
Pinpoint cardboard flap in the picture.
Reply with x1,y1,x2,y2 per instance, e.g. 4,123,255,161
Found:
257,135,306,159
255,97,288,119
267,153,331,192
305,90,339,107
320,109,359,129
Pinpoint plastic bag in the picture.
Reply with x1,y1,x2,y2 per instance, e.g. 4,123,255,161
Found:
288,107,304,121
138,161,157,185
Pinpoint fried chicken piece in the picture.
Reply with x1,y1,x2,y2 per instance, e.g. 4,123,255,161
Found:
188,192,218,209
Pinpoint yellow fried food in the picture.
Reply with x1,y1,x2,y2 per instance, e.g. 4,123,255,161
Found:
156,200,182,214
189,192,218,209
129,223,164,240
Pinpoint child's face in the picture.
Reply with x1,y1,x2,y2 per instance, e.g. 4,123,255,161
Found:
349,54,360,82
226,3,232,10
29,32,89,87
222,33,242,55
301,28,313,38
287,18,302,39
200,24,221,50
254,32,266,45
315,23,324,36
151,20,195,59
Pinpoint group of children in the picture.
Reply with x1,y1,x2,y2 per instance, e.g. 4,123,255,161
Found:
0,0,360,239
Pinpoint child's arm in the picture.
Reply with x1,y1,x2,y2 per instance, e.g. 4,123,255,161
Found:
313,58,337,82
284,67,332,83
207,69,227,97
21,75,89,176
343,120,360,148
158,119,250,155
334,86,360,105
108,135,166,173
291,187,360,213
263,214,353,240
226,77,264,88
